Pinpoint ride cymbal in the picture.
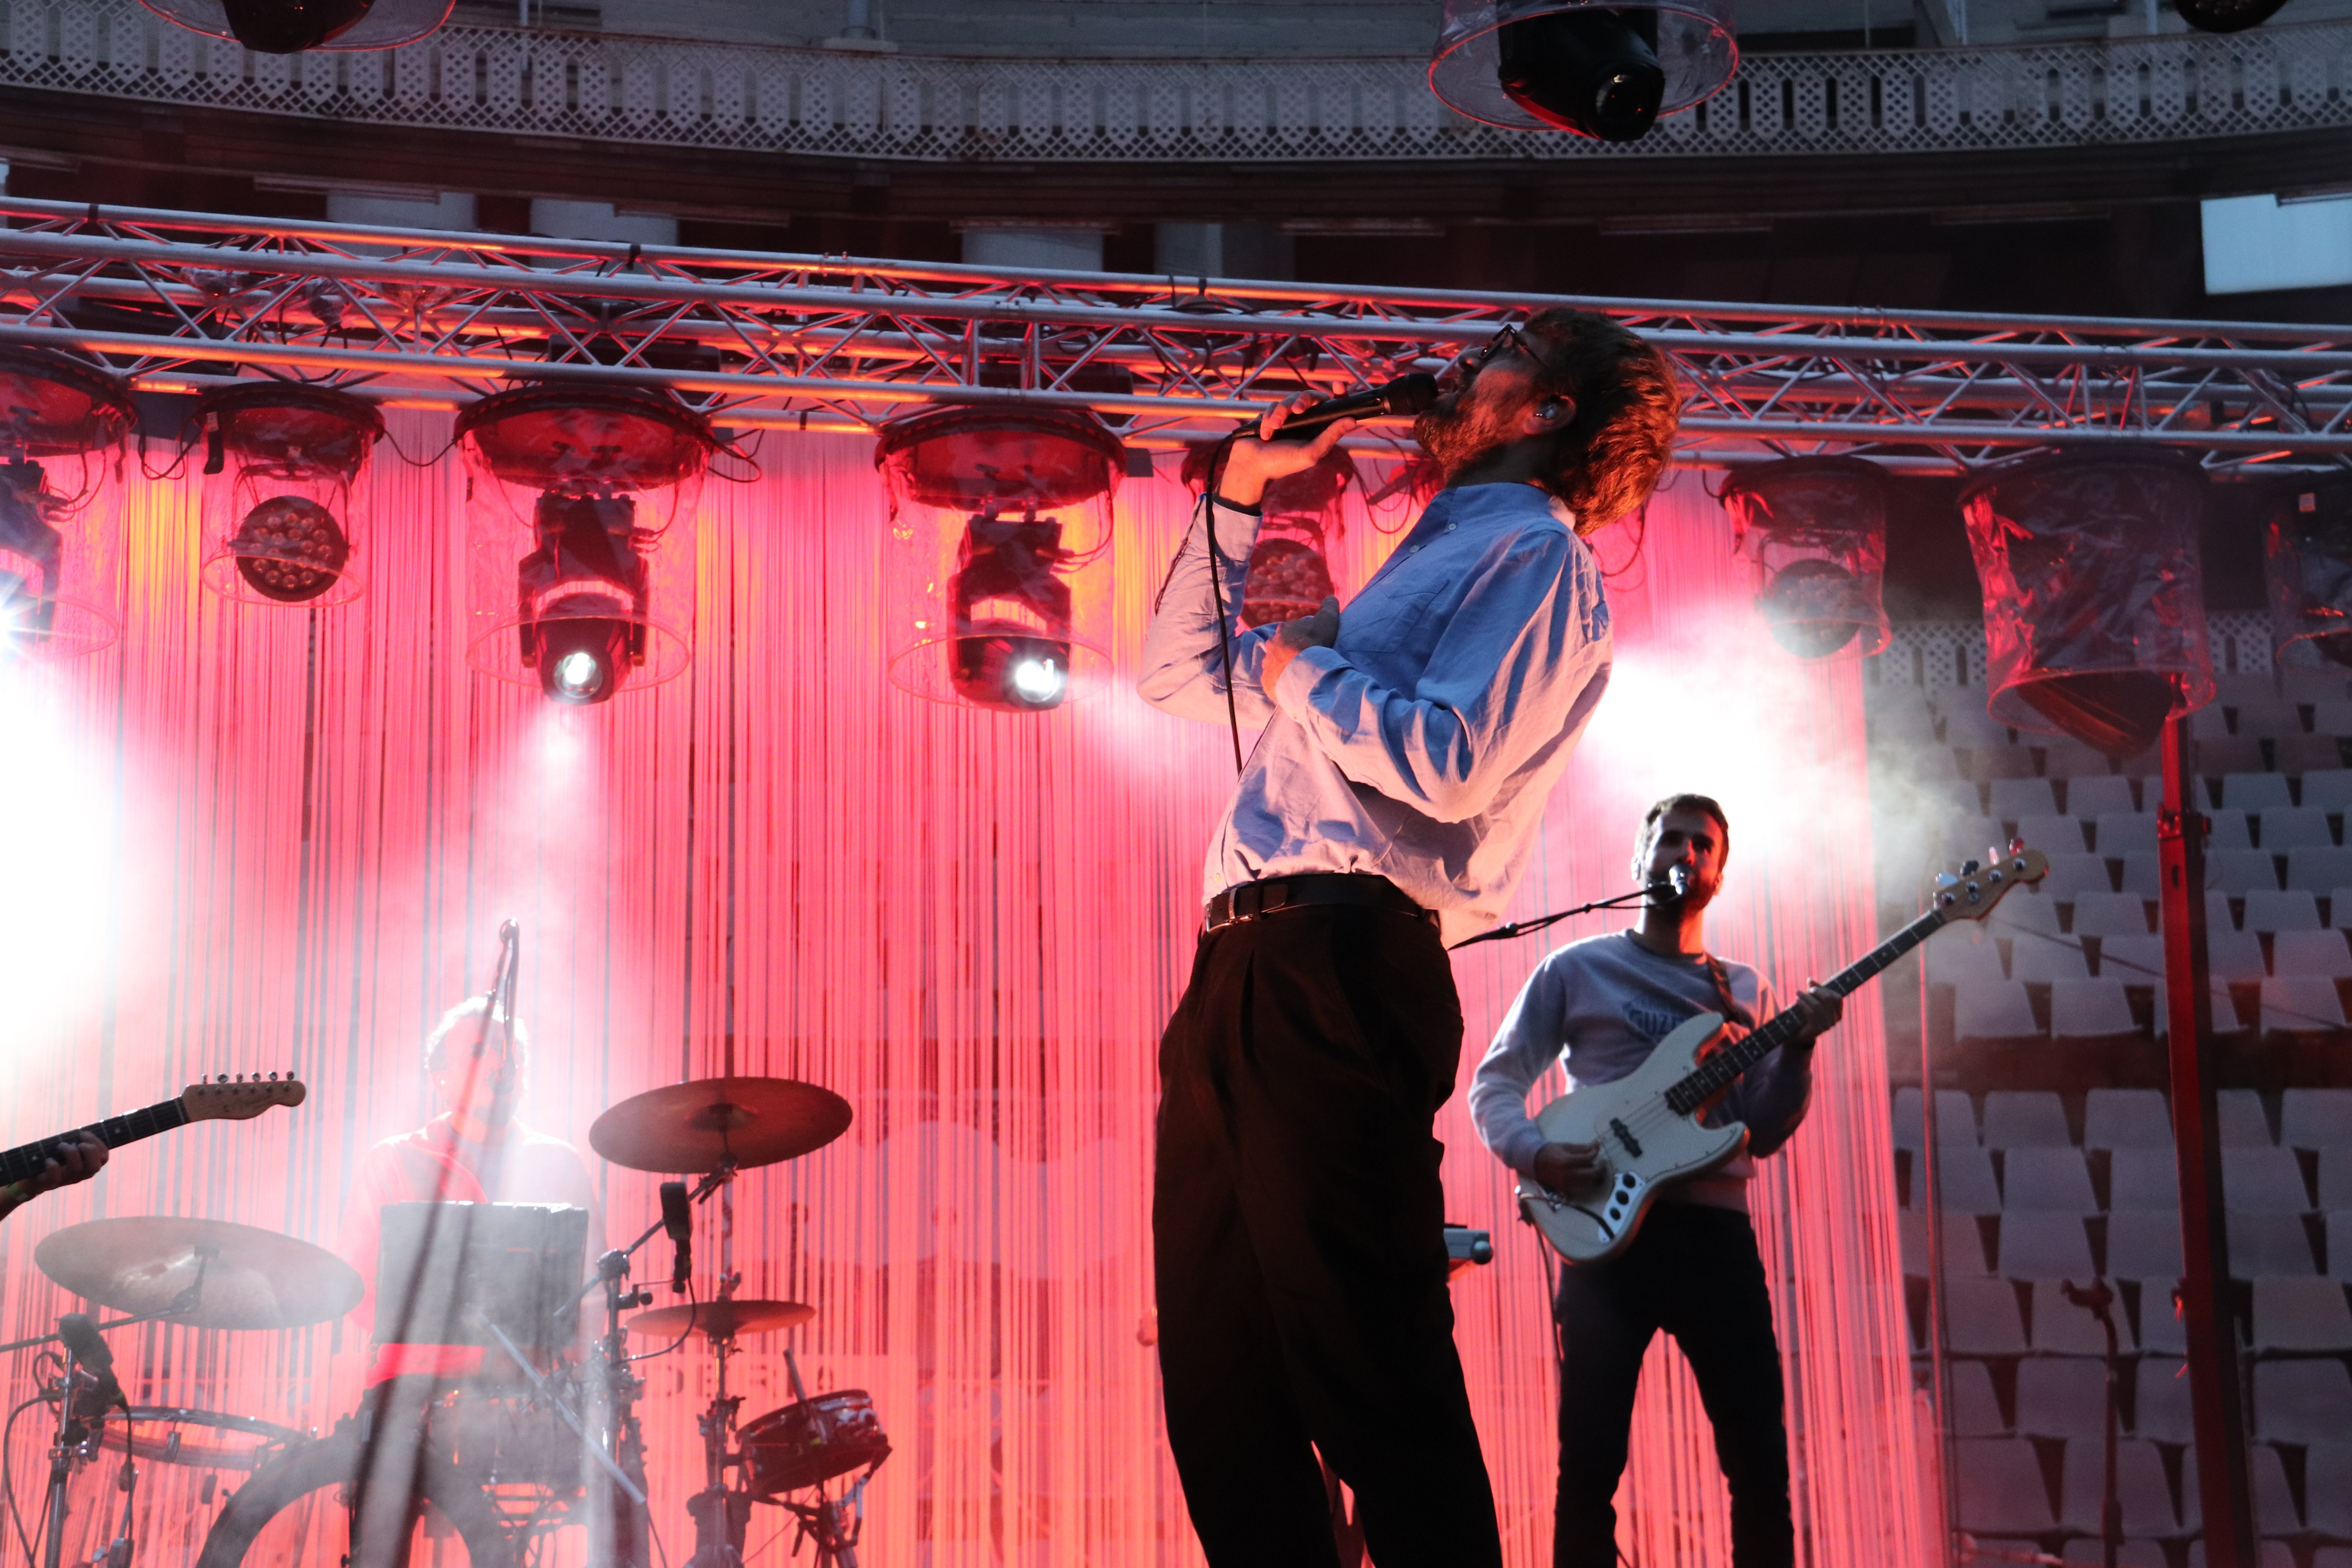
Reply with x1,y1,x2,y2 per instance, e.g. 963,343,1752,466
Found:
630,1298,816,1340
36,1217,362,1331
589,1077,851,1172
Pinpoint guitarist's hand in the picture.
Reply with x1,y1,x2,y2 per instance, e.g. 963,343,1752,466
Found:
0,1132,107,1217
1534,1140,1602,1196
1790,981,1844,1044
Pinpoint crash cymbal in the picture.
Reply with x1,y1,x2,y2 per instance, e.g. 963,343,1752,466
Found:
630,1298,815,1341
35,1217,362,1331
589,1077,851,1173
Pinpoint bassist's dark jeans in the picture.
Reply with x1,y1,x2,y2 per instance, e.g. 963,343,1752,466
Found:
1154,904,1503,1568
1553,1202,1793,1568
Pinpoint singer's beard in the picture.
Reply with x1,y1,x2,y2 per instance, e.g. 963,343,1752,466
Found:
1413,385,1538,481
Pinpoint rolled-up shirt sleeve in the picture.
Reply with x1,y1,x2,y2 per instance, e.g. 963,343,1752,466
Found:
1138,494,1281,726
1469,955,1570,1177
1269,529,1610,824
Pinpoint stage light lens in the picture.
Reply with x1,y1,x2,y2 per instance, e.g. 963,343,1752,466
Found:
1011,655,1065,704
2171,0,2286,30
553,650,606,700
1495,8,1667,142
230,495,351,603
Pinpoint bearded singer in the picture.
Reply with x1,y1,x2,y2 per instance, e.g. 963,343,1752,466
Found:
1137,308,1681,1568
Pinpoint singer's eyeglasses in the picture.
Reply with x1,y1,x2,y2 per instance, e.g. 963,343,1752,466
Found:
1462,324,1530,375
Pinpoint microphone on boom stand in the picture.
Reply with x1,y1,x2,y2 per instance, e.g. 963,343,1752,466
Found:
660,1181,693,1295
1264,374,1440,442
55,1313,124,1416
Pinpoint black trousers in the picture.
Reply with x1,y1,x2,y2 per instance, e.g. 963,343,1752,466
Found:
1552,1202,1794,1568
1154,903,1503,1568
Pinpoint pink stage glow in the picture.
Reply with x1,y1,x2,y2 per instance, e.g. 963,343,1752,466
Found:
0,423,1926,1567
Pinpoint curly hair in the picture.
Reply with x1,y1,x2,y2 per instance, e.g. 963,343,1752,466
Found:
1518,308,1682,532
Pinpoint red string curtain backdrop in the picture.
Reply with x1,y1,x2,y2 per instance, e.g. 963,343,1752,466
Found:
0,426,1924,1568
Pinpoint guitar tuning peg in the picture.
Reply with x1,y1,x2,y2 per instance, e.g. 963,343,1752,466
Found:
1935,872,1960,889
266,1072,278,1081
2007,837,2025,855
216,1074,229,1084
1962,858,1982,875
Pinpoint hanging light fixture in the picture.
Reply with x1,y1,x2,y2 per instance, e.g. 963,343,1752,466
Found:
1719,456,1892,660
134,0,451,53
194,385,382,607
1429,0,1737,143
2263,478,2352,671
1181,440,1357,629
0,350,132,662
2171,0,2288,33
1960,451,2216,759
457,387,711,706
877,407,1123,714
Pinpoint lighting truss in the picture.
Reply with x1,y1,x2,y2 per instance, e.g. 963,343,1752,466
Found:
4,196,2350,474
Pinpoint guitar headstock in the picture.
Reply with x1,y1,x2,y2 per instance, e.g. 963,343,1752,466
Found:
181,1074,306,1122
1934,842,2049,923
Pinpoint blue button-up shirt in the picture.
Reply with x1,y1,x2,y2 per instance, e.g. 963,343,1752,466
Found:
1138,481,1615,945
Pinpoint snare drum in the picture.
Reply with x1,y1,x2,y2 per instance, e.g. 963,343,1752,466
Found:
739,1392,890,1496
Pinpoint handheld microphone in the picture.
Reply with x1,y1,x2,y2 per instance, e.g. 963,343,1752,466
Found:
1266,373,1440,443
659,1180,693,1294
56,1312,124,1413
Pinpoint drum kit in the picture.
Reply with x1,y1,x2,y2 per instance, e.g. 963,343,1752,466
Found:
13,1074,880,1568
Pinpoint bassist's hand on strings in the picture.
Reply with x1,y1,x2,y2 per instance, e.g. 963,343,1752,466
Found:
1788,981,1843,1045
0,1130,107,1219
1533,1139,1602,1198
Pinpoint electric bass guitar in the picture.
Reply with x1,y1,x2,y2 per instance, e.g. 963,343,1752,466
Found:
1519,844,2045,1265
0,1074,306,1189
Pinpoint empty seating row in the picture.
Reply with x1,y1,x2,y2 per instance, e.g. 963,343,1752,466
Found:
1947,1355,2352,1445
1903,1206,2352,1279
1894,1088,2352,1151
1909,1145,2348,1215
1934,1276,2352,1355
1945,773,2352,827
1929,830,2352,896
1947,976,2348,1038
1932,924,2352,983
1955,1435,2335,1538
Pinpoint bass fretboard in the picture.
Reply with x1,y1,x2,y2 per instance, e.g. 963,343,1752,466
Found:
0,1099,190,1188
1662,905,1951,1117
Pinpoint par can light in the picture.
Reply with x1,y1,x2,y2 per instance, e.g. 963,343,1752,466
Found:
135,0,451,52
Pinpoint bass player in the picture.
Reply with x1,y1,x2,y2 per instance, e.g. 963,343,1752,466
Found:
1467,793,1842,1568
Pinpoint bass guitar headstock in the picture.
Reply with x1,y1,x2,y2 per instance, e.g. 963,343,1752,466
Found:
1933,842,2049,924
181,1074,306,1123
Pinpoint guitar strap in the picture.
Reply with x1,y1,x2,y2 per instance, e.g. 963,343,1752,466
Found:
1702,951,1755,1032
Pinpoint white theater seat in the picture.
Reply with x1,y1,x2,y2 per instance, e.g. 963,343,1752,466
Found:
1957,980,2043,1043
2085,1089,2172,1149
2282,1089,2352,1150
2067,775,2140,817
1999,1214,2095,1278
2051,979,2140,1039
2074,891,2152,936
2244,889,2323,932
2005,1147,2099,1212
2263,975,2350,1033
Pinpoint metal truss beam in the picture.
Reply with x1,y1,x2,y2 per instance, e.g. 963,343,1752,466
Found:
3,197,2347,474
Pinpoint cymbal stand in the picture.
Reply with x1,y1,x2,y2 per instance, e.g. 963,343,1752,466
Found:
777,1347,862,1568
685,1165,748,1568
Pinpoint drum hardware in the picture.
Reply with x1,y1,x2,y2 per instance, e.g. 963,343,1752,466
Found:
744,1349,884,1568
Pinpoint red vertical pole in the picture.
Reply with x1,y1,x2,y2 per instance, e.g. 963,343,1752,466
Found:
2157,714,2256,1568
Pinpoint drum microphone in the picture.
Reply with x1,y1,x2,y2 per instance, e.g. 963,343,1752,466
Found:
56,1312,125,1413
1265,373,1440,442
659,1180,693,1294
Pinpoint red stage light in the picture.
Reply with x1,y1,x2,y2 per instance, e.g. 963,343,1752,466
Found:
1720,456,1891,661
194,384,381,608
0,350,132,661
875,407,1123,713
1430,0,1737,142
1961,451,2216,759
2264,479,2352,670
457,387,711,705
135,0,451,52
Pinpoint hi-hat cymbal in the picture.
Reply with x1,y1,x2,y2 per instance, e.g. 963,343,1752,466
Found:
589,1077,851,1173
631,1298,815,1341
36,1218,363,1331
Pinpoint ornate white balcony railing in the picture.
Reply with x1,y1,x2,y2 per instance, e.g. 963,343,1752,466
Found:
4,0,2352,161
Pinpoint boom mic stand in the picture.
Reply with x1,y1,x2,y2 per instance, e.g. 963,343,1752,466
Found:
1446,882,1671,951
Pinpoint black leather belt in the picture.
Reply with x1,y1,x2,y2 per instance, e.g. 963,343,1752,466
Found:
1203,873,1436,933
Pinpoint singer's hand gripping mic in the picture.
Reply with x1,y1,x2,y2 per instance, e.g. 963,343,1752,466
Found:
1266,373,1440,442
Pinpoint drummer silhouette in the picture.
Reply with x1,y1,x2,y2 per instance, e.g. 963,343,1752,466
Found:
338,995,601,1386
